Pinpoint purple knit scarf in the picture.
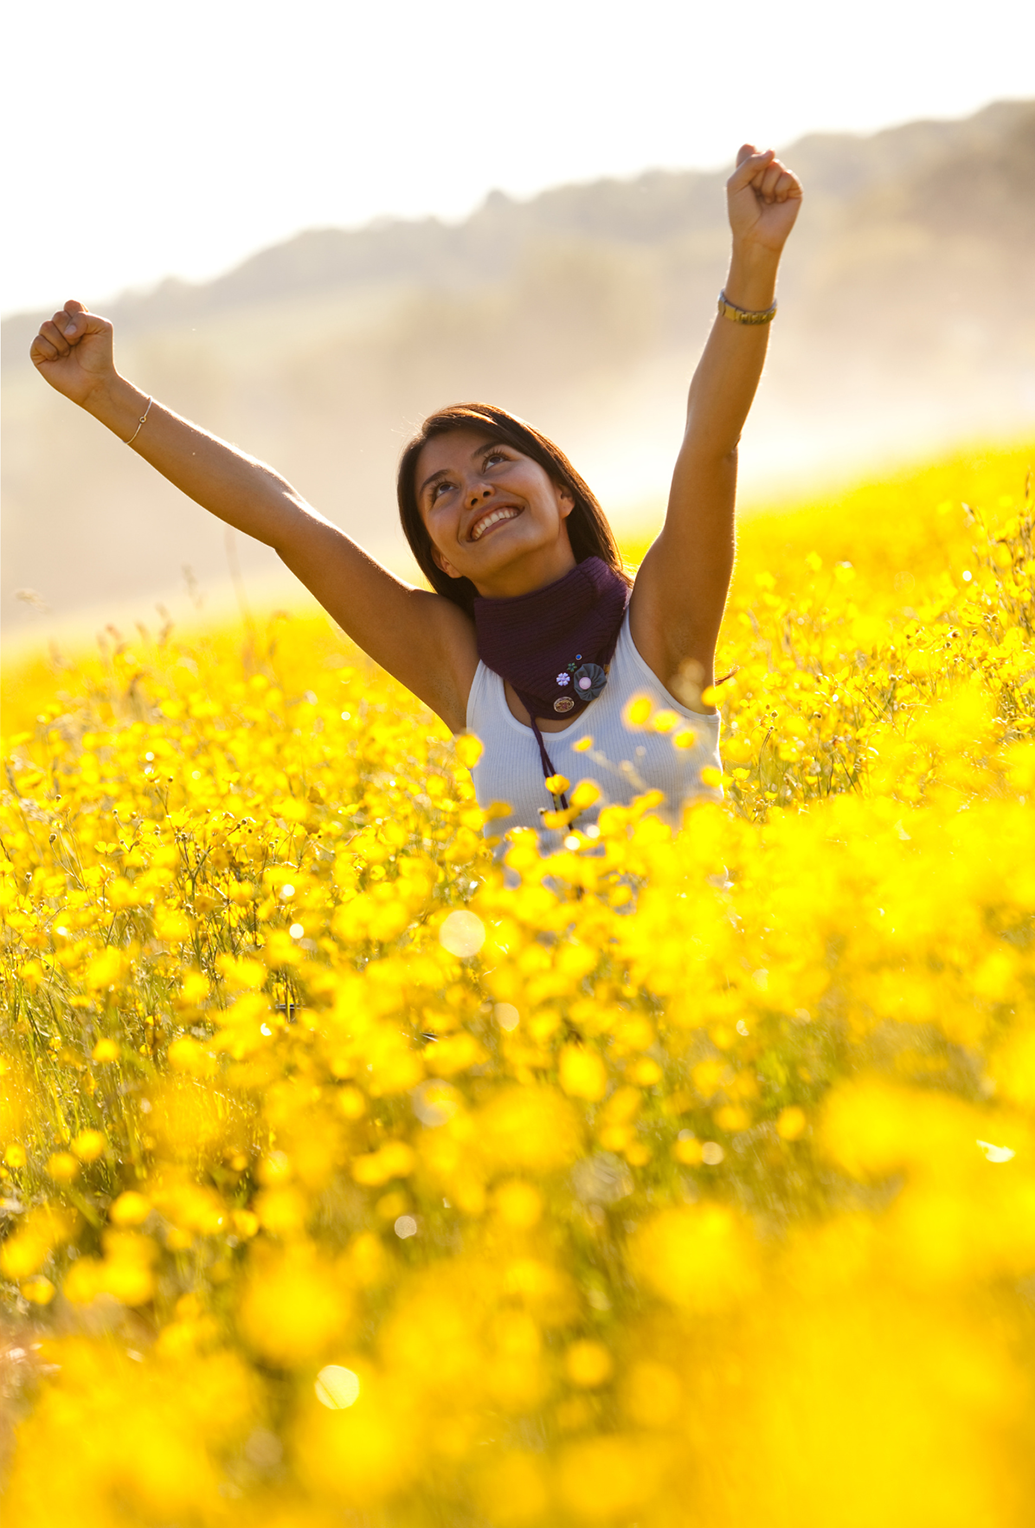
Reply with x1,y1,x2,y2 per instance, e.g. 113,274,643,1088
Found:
473,556,630,800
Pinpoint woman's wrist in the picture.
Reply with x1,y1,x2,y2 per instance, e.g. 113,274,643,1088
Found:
81,373,151,440
723,243,781,314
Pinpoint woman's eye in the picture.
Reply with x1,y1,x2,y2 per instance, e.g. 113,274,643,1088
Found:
485,451,507,467
432,481,454,501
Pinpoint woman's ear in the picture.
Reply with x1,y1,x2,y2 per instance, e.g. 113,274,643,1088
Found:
557,486,575,519
430,544,463,580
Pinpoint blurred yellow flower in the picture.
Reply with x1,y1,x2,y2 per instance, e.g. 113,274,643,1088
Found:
85,947,124,991
46,1152,79,1182
564,1339,613,1387
558,1044,608,1102
632,1204,757,1311
21,1275,56,1304
109,1192,151,1226
240,1246,353,1365
556,1433,666,1520
623,695,652,728
777,1105,808,1141
72,1130,106,1162
493,1180,543,1229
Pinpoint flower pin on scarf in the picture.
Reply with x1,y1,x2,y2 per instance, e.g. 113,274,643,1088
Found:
572,662,607,701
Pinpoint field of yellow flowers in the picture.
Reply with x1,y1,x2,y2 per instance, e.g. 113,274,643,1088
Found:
2,439,1034,1527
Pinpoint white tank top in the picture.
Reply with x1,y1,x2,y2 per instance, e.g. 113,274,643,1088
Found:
466,610,722,850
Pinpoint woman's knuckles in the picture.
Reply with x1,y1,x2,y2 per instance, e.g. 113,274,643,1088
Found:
40,321,68,351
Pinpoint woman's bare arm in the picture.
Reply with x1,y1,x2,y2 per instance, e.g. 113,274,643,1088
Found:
631,146,802,704
30,300,478,730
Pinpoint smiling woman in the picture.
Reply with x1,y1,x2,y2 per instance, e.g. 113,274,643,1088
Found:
397,408,626,611
29,145,802,847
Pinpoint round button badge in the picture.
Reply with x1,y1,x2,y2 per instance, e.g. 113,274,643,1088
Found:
553,696,575,713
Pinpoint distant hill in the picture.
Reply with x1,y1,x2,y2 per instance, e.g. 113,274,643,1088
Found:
4,98,1033,633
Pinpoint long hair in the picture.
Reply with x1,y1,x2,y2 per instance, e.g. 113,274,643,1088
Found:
397,403,630,617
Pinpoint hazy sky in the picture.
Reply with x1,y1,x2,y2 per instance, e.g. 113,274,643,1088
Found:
4,0,1033,316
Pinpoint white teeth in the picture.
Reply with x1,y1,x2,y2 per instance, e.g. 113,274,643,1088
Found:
471,507,518,542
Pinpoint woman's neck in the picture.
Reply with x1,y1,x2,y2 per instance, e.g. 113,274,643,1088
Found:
471,542,577,601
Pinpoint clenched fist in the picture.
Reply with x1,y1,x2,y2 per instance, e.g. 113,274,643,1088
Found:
727,146,803,255
30,299,117,408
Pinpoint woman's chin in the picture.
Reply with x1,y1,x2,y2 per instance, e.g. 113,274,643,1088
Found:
469,528,538,571
470,517,527,554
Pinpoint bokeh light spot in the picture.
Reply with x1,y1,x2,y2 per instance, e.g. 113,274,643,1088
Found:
439,910,485,957
314,1365,360,1410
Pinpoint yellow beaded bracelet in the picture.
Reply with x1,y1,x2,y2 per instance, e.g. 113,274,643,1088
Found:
717,290,777,325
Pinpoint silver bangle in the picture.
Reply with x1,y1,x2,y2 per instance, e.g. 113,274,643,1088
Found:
125,396,153,446
717,290,777,325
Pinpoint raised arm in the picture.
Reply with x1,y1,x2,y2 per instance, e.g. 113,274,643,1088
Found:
631,146,802,704
30,300,477,730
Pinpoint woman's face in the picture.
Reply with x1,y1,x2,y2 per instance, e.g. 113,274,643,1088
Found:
415,428,576,597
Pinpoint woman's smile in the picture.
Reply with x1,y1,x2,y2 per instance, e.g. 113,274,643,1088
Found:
468,504,522,542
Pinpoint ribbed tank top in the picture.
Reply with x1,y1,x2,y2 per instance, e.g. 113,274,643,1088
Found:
466,610,722,850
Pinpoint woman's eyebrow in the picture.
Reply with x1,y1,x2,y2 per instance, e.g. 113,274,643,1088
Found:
418,467,451,499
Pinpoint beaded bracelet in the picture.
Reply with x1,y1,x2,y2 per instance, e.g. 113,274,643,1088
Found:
717,290,777,325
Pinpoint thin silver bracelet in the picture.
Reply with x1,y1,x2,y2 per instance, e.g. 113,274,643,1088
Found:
125,396,153,446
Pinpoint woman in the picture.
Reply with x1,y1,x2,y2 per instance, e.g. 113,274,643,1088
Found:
31,145,801,848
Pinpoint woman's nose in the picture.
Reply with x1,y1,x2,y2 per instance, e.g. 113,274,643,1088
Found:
467,485,491,508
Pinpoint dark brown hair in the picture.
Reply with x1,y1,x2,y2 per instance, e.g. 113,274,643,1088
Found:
397,403,630,617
